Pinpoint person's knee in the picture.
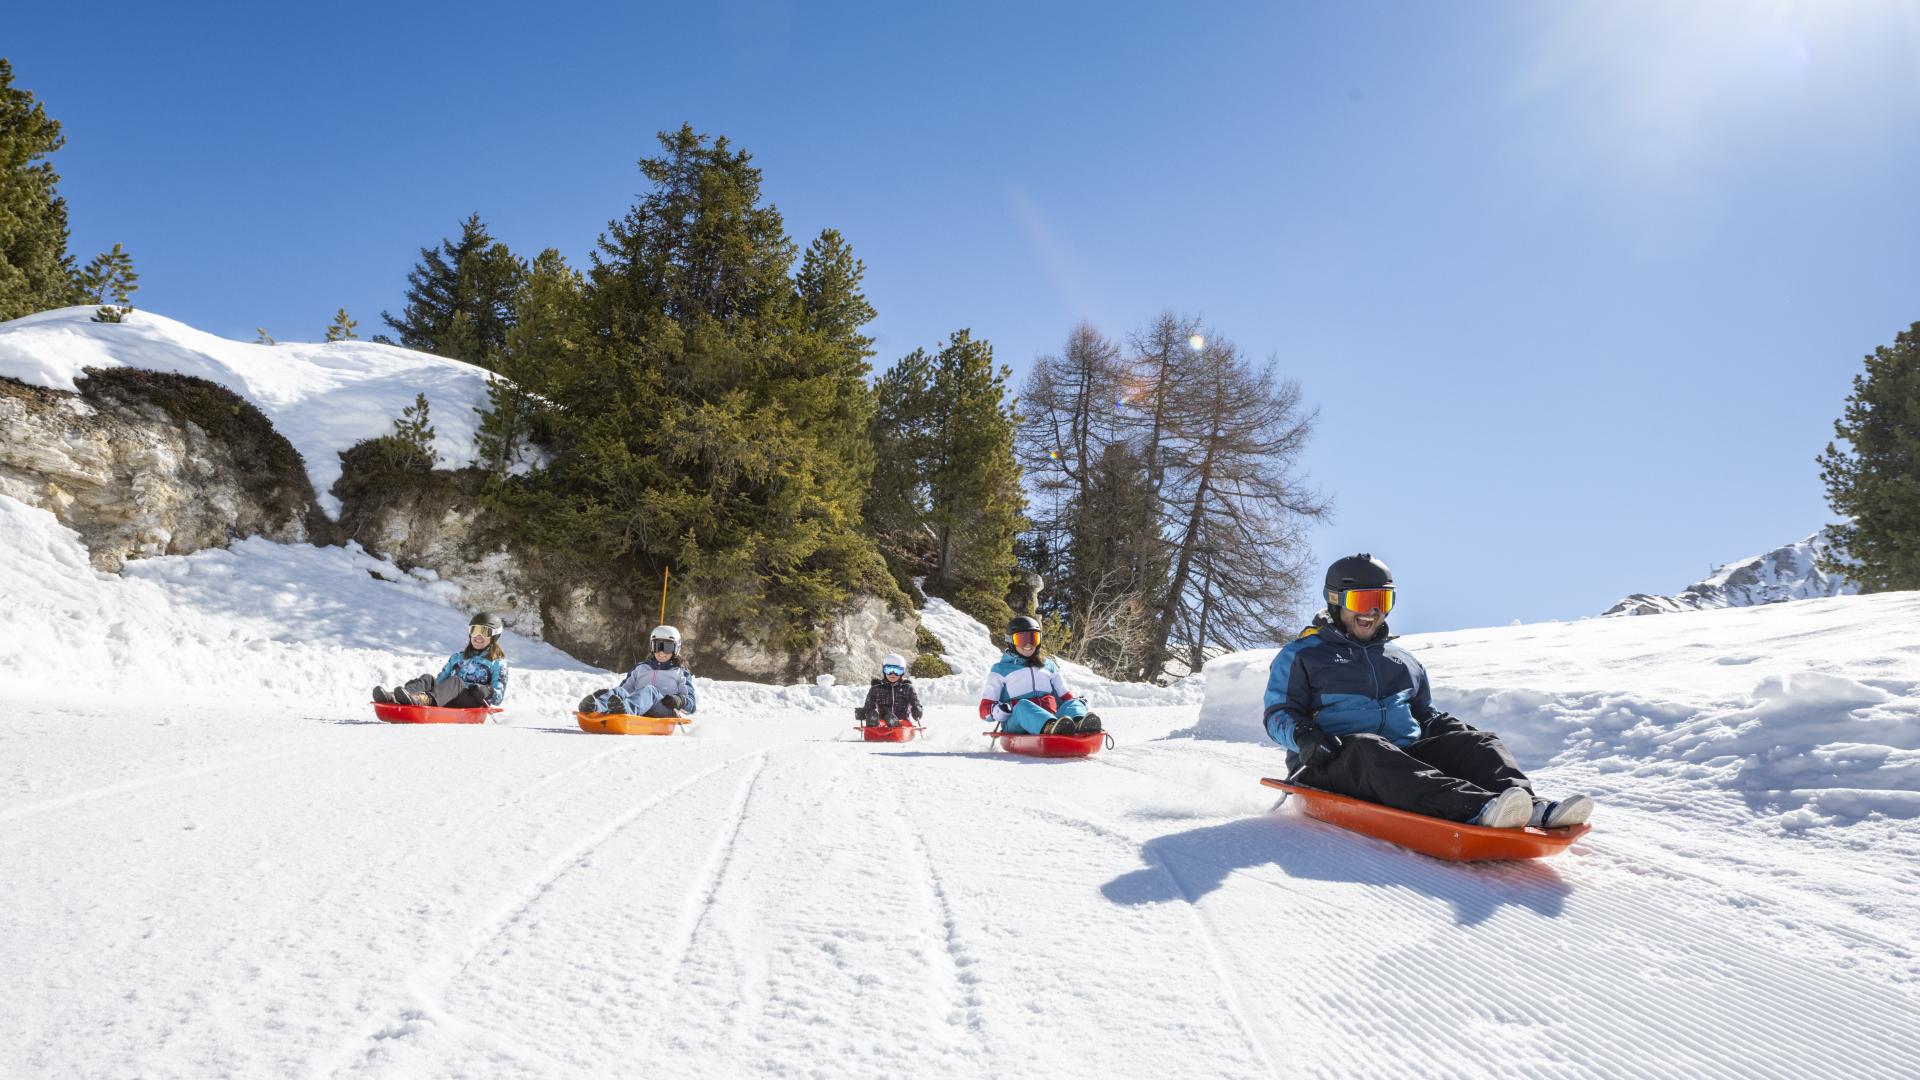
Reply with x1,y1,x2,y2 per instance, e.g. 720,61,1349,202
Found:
1342,733,1400,756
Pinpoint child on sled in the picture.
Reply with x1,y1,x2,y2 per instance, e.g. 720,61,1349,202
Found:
373,612,510,708
978,616,1102,735
856,653,924,729
577,625,699,717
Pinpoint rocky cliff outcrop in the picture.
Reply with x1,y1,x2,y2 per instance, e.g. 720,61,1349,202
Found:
332,455,917,682
0,365,918,682
0,370,330,571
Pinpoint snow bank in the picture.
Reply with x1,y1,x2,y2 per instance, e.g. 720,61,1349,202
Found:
914,595,1203,709
0,307,504,515
1195,594,1920,827
0,494,605,718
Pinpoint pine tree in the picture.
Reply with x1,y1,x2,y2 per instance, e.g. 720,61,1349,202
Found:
389,393,438,471
867,332,1025,629
476,249,587,480
381,213,524,364
325,308,358,341
0,59,86,321
924,330,1024,628
78,243,138,323
255,327,275,344
1818,321,1920,591
525,125,898,653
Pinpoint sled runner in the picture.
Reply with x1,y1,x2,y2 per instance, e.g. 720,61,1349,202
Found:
1260,777,1589,862
372,702,501,725
984,730,1110,758
577,711,690,736
858,722,922,743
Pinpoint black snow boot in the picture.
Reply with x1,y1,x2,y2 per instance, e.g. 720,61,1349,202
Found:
372,686,391,704
1078,713,1103,734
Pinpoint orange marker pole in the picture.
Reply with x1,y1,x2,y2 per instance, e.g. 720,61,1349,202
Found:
660,567,670,626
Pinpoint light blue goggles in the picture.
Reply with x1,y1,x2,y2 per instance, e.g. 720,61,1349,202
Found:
882,665,906,677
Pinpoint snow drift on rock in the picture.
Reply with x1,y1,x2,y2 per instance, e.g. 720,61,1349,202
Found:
0,307,510,515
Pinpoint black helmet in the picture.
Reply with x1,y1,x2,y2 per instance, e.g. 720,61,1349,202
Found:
469,611,505,637
1006,614,1042,642
1325,554,1392,600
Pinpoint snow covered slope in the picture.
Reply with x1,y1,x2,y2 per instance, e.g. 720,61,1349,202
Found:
5,494,1919,1078
1602,530,1857,616
0,307,502,515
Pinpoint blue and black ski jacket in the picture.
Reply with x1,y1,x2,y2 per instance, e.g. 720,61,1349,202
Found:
437,649,509,706
1262,612,1458,752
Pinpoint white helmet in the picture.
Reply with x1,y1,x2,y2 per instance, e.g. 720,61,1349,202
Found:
650,625,682,652
881,653,907,674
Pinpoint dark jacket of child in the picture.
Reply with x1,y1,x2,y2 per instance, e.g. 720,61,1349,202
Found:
856,677,924,723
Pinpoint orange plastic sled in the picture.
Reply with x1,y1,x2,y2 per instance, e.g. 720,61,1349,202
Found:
1260,777,1590,862
576,711,691,736
858,722,922,742
984,730,1108,758
372,702,501,725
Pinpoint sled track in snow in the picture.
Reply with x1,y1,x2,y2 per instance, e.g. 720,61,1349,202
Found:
0,738,381,830
631,748,775,1061
1022,798,1282,1078
879,758,992,1056
1040,783,1920,1078
325,748,772,1077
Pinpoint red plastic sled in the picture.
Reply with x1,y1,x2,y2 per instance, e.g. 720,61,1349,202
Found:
1260,777,1589,862
983,730,1108,758
372,701,501,725
858,722,921,742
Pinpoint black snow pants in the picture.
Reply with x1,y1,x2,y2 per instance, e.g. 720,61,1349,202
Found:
401,673,490,709
1295,730,1532,823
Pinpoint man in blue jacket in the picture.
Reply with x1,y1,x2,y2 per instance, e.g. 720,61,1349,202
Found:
1264,554,1593,830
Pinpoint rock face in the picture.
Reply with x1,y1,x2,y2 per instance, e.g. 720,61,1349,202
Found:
333,459,918,682
0,366,921,682
0,371,329,571
1602,532,1858,617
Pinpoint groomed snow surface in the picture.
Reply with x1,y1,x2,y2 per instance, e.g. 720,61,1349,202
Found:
5,494,1920,1078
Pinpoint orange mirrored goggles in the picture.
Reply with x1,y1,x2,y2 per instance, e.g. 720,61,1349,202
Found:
1338,588,1395,615
1011,630,1041,650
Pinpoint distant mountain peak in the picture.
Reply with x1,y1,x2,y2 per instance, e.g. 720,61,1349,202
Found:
1601,531,1857,617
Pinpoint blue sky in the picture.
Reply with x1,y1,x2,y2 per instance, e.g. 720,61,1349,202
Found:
12,1,1920,633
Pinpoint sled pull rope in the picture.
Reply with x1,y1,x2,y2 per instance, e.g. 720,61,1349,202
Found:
1272,765,1308,811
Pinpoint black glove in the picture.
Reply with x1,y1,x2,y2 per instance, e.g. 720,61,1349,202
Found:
1294,719,1344,770
854,706,868,722
660,694,684,711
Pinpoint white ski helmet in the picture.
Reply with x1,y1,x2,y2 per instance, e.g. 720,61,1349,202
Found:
649,625,682,653
881,653,907,675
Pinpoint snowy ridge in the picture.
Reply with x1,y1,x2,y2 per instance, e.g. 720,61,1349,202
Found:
1602,530,1857,616
6,498,1920,1076
0,307,508,515
1197,597,1920,831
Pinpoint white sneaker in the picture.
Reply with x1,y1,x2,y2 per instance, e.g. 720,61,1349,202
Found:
1472,787,1532,829
1530,794,1594,829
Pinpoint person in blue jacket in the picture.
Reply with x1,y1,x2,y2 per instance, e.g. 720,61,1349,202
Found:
1265,555,1592,830
374,612,510,708
978,615,1103,735
578,624,699,717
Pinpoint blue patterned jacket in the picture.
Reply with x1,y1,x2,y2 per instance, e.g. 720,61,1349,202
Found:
436,650,509,706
